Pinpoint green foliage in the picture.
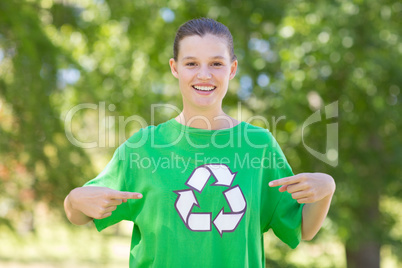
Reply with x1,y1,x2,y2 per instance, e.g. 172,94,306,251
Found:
0,0,94,223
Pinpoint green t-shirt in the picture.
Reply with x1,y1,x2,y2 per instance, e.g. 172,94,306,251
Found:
84,118,304,267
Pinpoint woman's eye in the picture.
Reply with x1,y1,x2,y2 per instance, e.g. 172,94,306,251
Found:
212,62,223,67
186,62,196,66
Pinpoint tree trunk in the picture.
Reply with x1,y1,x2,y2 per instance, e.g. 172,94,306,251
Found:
346,241,380,268
345,186,381,268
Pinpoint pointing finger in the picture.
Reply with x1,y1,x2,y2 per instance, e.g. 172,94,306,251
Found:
112,191,143,200
269,174,301,187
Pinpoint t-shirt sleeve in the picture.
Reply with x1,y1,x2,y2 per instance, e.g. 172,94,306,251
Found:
261,132,304,249
83,146,131,232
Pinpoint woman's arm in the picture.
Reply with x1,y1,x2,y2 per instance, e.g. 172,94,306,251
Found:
301,190,334,240
64,186,143,225
269,173,336,240
64,191,93,225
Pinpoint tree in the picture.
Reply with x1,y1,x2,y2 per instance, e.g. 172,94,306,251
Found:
0,0,94,231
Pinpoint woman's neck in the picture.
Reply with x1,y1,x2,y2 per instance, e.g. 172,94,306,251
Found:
175,106,239,130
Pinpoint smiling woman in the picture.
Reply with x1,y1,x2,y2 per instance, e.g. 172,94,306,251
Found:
169,33,238,126
168,18,239,130
64,17,335,268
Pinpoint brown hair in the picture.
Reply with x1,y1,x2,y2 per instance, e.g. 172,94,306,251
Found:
173,18,237,62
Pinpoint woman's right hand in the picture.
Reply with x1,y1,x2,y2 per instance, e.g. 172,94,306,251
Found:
64,186,143,224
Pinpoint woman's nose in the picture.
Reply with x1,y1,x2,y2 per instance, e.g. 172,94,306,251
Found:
197,66,212,80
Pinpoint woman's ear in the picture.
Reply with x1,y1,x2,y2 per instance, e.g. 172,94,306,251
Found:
169,58,179,79
229,60,238,80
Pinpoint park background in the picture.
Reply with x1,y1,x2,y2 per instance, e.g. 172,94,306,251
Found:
0,0,401,267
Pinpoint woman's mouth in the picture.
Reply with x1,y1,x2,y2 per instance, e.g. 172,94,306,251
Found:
192,85,216,92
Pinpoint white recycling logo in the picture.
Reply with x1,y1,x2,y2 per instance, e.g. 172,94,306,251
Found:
173,164,247,236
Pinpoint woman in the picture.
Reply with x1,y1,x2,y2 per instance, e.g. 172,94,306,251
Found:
64,18,335,267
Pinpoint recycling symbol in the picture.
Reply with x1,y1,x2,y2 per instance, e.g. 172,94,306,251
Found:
173,164,247,236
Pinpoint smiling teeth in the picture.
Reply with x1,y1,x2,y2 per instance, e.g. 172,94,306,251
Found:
194,86,215,91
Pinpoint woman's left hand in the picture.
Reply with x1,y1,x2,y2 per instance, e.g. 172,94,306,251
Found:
269,173,335,204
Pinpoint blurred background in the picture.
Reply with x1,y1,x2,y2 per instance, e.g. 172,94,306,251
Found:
0,0,401,267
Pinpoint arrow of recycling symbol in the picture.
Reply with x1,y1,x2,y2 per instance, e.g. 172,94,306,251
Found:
174,164,247,236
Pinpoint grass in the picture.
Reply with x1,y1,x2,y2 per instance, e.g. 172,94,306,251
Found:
0,210,400,267
0,212,132,268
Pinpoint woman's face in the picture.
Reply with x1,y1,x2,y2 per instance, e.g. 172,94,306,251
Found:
169,34,237,112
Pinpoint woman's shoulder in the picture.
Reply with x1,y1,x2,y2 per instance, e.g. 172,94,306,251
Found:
242,122,273,137
121,119,173,146
240,122,281,147
115,127,146,152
